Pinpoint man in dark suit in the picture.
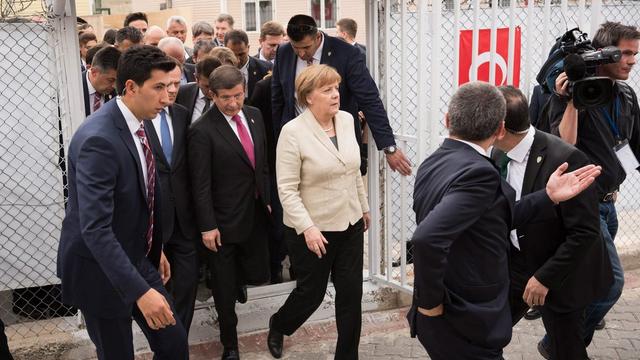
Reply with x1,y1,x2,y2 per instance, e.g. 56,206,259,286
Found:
224,29,272,103
408,82,601,360
336,18,366,58
175,56,222,124
188,65,271,360
143,62,199,335
254,21,285,64
159,36,196,84
492,86,612,360
57,46,188,359
272,15,411,175
82,46,120,117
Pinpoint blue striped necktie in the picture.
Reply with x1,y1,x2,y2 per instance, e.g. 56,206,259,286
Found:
160,110,172,164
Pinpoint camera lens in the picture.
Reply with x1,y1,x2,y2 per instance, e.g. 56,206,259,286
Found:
572,77,614,109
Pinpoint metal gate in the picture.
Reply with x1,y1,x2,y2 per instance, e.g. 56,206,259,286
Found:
366,0,640,293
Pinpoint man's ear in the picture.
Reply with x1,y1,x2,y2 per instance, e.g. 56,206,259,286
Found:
494,120,506,141
444,113,450,129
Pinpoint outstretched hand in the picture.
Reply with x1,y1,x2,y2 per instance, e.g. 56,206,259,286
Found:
546,163,602,204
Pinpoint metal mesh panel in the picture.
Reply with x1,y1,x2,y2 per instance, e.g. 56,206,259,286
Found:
0,1,78,342
375,0,640,291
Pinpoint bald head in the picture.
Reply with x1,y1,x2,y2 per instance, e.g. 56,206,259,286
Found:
158,36,185,63
144,26,167,47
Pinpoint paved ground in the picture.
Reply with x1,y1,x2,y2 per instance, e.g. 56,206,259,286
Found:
181,269,640,360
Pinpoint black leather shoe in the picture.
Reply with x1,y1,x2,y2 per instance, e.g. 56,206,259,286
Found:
595,318,606,330
270,270,283,284
537,340,550,360
237,285,248,304
221,347,240,360
267,315,283,358
524,307,542,320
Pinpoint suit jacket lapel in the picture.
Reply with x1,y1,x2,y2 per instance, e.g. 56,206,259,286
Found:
170,106,184,168
522,130,548,196
143,119,170,170
244,107,262,170
189,85,199,122
320,32,334,66
82,73,90,116
247,58,257,98
113,103,147,200
212,106,254,169
302,109,345,164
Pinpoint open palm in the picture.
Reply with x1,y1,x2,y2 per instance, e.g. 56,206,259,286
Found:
546,163,602,203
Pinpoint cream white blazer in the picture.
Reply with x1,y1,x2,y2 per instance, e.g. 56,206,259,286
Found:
276,109,369,234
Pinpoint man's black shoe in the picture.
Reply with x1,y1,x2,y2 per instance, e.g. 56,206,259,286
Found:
237,285,248,304
270,270,283,284
524,307,542,320
267,315,283,358
537,340,550,360
221,347,240,360
595,318,606,330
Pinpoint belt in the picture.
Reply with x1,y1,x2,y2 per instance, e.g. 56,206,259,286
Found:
601,191,618,203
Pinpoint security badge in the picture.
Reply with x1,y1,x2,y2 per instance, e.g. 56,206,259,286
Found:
614,139,640,175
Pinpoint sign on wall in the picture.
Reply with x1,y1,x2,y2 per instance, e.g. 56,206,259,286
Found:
459,27,522,87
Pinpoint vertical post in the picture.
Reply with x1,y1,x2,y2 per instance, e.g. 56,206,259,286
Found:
542,0,552,63
578,0,586,32
523,0,534,97
489,0,499,84
384,0,392,281
591,0,603,37
507,0,516,86
471,0,481,81
453,0,461,88
418,0,429,163
431,0,444,153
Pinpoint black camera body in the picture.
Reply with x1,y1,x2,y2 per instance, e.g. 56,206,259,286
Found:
537,28,621,109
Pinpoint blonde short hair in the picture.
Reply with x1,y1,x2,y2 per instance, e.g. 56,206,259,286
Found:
208,47,238,66
295,64,342,108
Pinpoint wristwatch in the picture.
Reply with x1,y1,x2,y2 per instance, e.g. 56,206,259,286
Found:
383,145,397,155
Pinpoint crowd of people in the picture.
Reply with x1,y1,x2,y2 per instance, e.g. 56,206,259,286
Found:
0,9,637,360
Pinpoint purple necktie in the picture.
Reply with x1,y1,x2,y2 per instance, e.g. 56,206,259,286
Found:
231,114,255,168
135,124,155,255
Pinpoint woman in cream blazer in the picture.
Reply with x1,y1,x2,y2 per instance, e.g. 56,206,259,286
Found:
267,65,369,360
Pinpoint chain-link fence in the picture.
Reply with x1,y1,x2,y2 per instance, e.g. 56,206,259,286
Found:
371,0,640,291
0,0,81,345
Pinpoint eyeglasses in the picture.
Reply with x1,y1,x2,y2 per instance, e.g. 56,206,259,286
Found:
287,24,317,34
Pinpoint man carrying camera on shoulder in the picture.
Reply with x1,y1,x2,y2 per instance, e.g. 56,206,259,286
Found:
544,21,640,356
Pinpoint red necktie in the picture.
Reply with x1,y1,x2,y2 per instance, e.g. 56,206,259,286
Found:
231,114,255,168
135,124,155,255
92,92,101,113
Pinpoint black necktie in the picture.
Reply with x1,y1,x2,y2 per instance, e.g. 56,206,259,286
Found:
499,155,511,180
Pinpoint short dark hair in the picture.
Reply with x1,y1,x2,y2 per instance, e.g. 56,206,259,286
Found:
91,46,121,72
498,86,530,133
86,43,107,67
448,82,506,141
216,14,234,27
196,56,222,79
79,31,97,46
193,39,215,57
209,65,244,95
592,21,640,48
260,21,285,40
103,29,117,45
116,45,176,95
224,29,249,46
124,12,148,27
116,26,143,45
336,18,358,39
192,21,214,37
287,15,318,42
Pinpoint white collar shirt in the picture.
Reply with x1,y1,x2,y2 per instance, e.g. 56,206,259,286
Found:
240,57,250,96
223,110,253,144
294,33,325,115
191,88,210,124
259,50,273,64
116,97,148,189
505,125,536,250
151,107,174,146
451,138,490,157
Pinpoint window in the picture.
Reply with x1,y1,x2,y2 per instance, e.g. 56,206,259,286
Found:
244,0,273,32
311,0,337,29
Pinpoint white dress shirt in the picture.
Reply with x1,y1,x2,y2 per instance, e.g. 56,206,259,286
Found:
294,33,325,116
86,72,104,114
116,97,148,189
259,50,273,64
505,125,536,250
239,58,250,97
151,107,174,146
191,88,209,124
223,110,253,144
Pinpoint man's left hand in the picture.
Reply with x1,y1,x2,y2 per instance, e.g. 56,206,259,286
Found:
159,251,171,285
386,148,412,176
523,276,549,307
546,162,602,204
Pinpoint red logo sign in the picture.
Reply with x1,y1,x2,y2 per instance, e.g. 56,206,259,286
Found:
459,27,521,87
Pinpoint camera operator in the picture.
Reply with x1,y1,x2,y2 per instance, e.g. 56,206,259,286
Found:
546,21,640,353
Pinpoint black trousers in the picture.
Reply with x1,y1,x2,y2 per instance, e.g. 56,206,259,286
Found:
272,220,364,360
509,247,588,360
0,317,13,360
268,174,286,278
209,202,270,348
164,221,199,335
82,258,189,360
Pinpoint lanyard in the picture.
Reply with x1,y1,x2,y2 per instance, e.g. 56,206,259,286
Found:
600,96,622,141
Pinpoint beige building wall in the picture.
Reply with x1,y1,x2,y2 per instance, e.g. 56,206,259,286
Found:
76,0,367,50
